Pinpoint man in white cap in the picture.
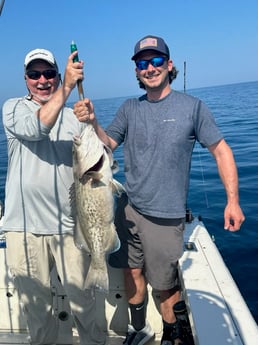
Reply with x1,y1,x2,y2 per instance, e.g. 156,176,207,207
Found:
73,35,245,345
2,49,106,345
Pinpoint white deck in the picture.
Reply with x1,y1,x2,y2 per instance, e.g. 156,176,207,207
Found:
0,216,257,345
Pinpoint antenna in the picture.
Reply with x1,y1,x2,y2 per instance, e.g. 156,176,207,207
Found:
184,61,186,93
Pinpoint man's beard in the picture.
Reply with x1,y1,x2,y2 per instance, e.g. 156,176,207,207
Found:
30,91,53,103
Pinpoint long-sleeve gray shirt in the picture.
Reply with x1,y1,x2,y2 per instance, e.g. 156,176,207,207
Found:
2,96,86,234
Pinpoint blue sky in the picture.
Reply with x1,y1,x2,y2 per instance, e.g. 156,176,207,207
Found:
0,0,257,104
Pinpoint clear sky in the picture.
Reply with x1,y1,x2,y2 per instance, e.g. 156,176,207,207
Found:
0,0,257,104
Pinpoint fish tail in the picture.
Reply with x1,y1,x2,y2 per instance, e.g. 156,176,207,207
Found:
85,262,109,293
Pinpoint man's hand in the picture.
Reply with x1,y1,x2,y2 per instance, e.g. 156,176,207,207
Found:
224,203,245,231
63,52,84,91
73,98,95,123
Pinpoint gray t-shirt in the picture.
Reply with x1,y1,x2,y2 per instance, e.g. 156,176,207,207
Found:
2,96,86,234
106,90,223,218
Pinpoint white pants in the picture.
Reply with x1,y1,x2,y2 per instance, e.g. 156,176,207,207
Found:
5,232,106,345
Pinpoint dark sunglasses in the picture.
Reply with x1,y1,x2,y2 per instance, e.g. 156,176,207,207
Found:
26,69,57,80
135,56,167,70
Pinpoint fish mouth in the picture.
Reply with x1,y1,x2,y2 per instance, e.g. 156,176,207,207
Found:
87,155,104,173
79,155,104,182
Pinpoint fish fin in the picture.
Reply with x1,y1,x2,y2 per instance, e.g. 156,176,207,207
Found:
74,220,91,252
69,183,77,217
111,160,119,174
85,260,109,294
110,179,125,196
105,223,121,254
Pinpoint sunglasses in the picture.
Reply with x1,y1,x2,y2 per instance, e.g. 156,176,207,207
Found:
135,56,167,70
26,69,57,80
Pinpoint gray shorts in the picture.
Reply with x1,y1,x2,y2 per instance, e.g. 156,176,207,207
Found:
109,194,185,290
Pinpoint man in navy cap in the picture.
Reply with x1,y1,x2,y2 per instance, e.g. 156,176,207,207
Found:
73,35,245,345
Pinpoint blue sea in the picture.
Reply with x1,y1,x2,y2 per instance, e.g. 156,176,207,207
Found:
0,81,257,324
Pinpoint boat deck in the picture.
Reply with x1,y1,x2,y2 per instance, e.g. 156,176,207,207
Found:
0,216,257,345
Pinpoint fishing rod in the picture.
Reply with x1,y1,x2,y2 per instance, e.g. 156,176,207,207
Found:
70,41,85,100
0,0,6,16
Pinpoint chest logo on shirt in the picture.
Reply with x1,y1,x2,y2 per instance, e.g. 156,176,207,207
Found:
163,118,176,122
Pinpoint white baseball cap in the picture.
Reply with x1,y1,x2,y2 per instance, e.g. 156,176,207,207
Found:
24,48,58,70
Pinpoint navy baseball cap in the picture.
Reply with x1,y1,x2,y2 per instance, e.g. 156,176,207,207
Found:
131,35,170,61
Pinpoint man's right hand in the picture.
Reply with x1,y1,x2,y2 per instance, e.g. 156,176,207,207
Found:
63,52,84,91
73,99,95,123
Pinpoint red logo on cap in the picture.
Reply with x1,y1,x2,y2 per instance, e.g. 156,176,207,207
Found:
140,38,158,49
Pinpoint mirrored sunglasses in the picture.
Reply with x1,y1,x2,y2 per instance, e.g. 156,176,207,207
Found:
26,69,57,80
135,56,167,70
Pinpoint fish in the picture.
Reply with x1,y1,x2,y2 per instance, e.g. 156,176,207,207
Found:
71,123,124,293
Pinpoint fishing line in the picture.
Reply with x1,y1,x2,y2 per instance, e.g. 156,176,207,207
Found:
196,146,210,209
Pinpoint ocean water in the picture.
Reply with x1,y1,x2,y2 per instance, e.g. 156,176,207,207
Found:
0,81,257,323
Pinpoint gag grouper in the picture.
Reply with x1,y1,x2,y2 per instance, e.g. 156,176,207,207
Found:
72,124,124,292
